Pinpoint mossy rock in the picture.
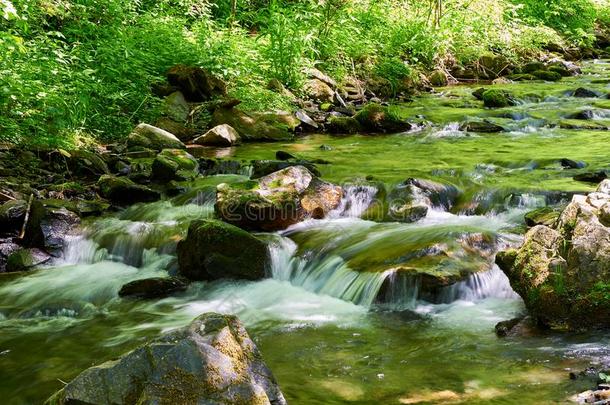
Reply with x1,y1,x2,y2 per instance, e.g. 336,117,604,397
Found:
354,103,412,133
428,70,448,87
177,219,269,281
548,66,571,77
46,312,286,405
559,120,609,130
521,62,546,73
151,149,199,182
481,89,514,108
211,107,297,142
6,248,51,272
524,207,560,227
97,175,161,205
215,166,342,231
506,73,536,81
532,70,561,82
163,91,190,122
459,120,505,133
327,116,363,134
497,185,610,330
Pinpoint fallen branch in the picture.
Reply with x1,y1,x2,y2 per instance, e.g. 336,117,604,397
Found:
0,191,16,201
19,194,34,240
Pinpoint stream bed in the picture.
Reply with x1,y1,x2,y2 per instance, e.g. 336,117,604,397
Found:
2,61,610,404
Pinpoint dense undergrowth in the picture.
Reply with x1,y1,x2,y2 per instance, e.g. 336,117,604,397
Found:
1,0,610,147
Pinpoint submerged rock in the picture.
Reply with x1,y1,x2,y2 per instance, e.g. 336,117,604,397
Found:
496,180,610,329
97,175,161,205
559,120,609,130
495,316,541,338
127,123,186,151
46,313,286,405
177,219,269,281
573,87,599,98
574,171,607,184
118,277,188,299
216,166,342,231
459,120,505,133
193,124,241,147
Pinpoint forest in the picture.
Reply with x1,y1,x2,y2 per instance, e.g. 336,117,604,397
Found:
1,0,610,404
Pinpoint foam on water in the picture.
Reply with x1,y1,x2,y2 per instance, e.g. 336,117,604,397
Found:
329,184,378,218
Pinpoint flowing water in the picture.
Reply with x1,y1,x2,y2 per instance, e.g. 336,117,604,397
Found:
2,61,610,404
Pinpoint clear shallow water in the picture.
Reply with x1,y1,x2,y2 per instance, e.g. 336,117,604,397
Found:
2,62,610,404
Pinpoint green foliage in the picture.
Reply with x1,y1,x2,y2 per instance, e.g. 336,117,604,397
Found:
511,0,597,42
1,0,609,147
257,1,313,87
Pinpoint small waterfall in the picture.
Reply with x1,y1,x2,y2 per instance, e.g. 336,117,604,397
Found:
268,237,392,306
437,265,518,303
329,184,378,218
375,271,421,310
429,122,464,138
61,235,108,265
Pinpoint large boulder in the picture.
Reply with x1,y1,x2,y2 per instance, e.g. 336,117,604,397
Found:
40,207,80,256
166,64,227,102
127,123,186,151
211,107,298,142
354,103,412,133
151,149,199,182
177,219,269,281
163,91,190,122
496,180,610,329
193,124,241,147
303,78,334,103
216,166,343,231
46,313,286,405
97,175,160,205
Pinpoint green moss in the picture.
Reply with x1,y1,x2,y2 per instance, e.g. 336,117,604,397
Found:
482,89,512,108
327,117,363,134
532,70,562,82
